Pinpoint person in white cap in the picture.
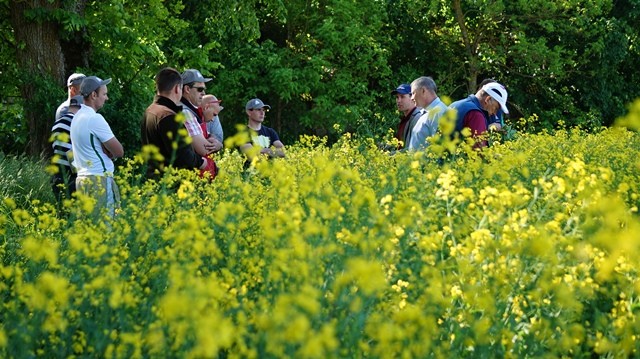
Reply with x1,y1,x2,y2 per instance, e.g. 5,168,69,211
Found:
71,75,124,219
240,98,285,162
477,78,505,131
449,81,509,149
55,72,86,121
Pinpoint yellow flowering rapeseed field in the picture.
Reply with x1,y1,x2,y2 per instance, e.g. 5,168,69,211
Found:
2,110,640,357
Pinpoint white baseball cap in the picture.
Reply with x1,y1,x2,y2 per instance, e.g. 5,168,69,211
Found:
482,82,509,114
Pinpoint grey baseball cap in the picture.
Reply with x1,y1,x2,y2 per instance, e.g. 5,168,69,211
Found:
245,98,271,110
69,95,84,107
182,69,212,84
80,76,112,96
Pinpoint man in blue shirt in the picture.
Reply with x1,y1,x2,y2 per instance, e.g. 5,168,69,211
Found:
407,76,448,150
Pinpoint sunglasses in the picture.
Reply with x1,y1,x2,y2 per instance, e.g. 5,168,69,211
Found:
249,108,268,112
191,86,206,93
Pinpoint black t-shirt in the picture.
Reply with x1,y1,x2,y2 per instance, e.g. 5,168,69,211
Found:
251,125,280,147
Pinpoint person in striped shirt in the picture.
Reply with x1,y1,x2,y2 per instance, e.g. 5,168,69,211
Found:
50,95,83,203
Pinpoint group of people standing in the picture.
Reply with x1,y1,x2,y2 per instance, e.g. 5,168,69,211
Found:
49,68,506,219
392,76,509,150
50,67,286,219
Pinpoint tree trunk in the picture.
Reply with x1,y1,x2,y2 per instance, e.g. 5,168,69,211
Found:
60,0,90,72
9,0,65,156
452,0,479,92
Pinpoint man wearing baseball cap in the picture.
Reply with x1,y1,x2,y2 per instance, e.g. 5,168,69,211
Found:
449,80,509,149
142,67,212,180
240,98,285,163
391,83,422,150
179,69,217,157
50,95,83,206
71,75,124,219
180,69,211,123
55,72,86,121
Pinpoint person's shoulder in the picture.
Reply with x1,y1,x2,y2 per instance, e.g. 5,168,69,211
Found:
264,125,279,135
71,107,87,123
56,100,69,111
51,114,73,132
56,112,74,124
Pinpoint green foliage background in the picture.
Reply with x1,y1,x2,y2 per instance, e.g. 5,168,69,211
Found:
0,0,639,154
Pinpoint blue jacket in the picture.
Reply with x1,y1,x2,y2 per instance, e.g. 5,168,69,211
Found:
449,95,488,132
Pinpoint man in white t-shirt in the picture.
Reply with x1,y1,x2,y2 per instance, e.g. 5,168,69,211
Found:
70,75,124,219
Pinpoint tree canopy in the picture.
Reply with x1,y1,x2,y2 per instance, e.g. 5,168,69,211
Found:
1,0,639,155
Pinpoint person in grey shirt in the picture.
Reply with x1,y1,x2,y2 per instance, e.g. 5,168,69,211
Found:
200,94,224,153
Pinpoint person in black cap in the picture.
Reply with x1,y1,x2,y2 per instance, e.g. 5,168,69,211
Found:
391,83,422,150
240,98,285,162
55,72,86,121
71,75,124,219
50,94,83,205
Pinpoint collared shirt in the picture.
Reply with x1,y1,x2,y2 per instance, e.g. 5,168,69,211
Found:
397,107,421,149
180,98,203,123
182,109,203,137
51,111,74,168
407,97,448,150
70,105,116,176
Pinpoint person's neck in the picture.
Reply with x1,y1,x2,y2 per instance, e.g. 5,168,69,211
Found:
182,97,196,107
248,120,262,131
422,96,437,108
160,92,180,105
403,106,415,117
83,100,99,111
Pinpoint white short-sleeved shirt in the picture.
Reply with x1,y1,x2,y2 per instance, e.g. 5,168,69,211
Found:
70,105,116,176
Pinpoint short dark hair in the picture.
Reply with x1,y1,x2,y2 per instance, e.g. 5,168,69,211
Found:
155,67,182,94
478,78,496,91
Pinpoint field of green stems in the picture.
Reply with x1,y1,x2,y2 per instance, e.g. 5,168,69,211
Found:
2,110,640,357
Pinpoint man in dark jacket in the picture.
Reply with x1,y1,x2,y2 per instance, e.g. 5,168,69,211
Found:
141,67,211,179
391,83,422,149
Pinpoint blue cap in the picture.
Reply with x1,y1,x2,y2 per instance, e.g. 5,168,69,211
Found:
391,83,411,95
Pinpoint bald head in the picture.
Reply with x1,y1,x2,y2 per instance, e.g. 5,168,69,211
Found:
200,94,223,122
202,94,218,105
